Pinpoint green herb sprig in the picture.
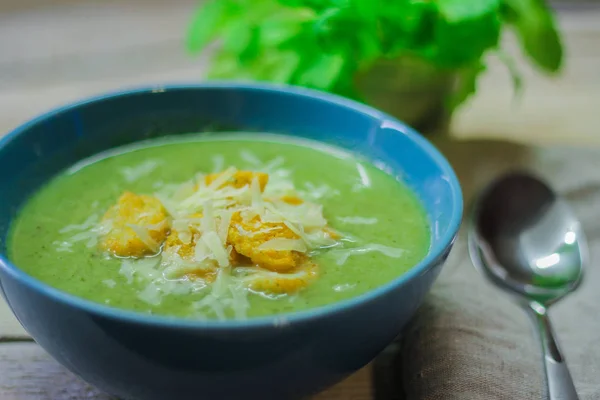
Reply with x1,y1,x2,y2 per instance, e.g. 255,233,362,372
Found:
187,0,563,108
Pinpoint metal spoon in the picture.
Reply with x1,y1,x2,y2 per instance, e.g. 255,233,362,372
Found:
468,171,586,400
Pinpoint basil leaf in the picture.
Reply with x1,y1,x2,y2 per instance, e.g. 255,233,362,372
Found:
297,53,346,89
502,0,563,73
496,50,523,98
187,0,563,110
449,60,486,109
427,0,501,68
187,0,233,53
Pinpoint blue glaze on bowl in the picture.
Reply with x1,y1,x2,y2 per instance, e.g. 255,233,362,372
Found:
0,83,462,400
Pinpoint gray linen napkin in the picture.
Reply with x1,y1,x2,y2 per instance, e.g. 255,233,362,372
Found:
395,140,600,400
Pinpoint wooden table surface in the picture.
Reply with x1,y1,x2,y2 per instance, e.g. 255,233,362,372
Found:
0,1,599,399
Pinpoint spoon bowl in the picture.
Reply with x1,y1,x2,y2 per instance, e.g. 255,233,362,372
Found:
469,172,585,305
469,171,586,400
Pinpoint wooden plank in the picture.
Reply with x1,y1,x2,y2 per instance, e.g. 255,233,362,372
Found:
315,367,373,400
0,342,113,400
0,0,208,139
0,342,372,400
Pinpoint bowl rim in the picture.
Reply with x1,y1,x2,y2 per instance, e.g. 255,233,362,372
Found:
0,81,463,330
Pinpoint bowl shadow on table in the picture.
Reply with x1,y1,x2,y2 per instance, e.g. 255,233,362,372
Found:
430,136,534,205
371,137,541,400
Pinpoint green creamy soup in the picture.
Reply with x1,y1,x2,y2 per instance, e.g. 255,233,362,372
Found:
8,134,430,320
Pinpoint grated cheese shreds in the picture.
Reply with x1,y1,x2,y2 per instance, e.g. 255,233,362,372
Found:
336,216,378,225
103,279,117,288
54,213,109,252
250,176,265,215
121,160,160,183
262,156,285,172
283,221,336,249
258,238,307,252
67,231,96,245
192,267,248,320
193,238,210,263
138,282,162,306
229,285,250,320
330,244,405,266
333,283,356,292
236,266,309,280
301,182,340,200
283,220,304,239
53,241,73,253
212,154,225,173
240,150,262,166
218,211,233,245
60,214,99,233
202,231,229,267
127,224,160,254
65,154,413,320
119,259,136,284
154,193,179,217
212,267,230,298
201,200,215,232
194,294,227,320
208,166,237,190
127,256,162,281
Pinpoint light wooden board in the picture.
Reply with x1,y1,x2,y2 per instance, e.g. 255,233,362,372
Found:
0,342,372,400
0,342,113,400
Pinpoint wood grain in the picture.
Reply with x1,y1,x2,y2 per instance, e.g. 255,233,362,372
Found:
0,342,372,400
0,342,113,400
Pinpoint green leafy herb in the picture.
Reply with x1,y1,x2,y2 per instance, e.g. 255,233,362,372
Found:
427,0,501,68
496,50,524,100
187,0,563,109
502,0,563,72
450,61,487,110
186,0,233,52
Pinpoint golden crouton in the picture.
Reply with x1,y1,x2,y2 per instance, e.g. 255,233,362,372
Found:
99,192,169,257
280,195,304,205
163,229,196,260
246,262,318,294
229,247,251,266
185,269,218,283
205,170,269,191
163,218,248,280
162,229,219,282
227,212,306,272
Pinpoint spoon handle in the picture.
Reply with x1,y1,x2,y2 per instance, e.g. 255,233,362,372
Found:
526,304,579,400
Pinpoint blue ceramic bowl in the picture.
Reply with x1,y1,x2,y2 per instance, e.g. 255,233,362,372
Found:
0,83,462,400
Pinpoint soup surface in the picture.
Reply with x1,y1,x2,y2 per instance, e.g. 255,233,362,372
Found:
8,134,430,320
